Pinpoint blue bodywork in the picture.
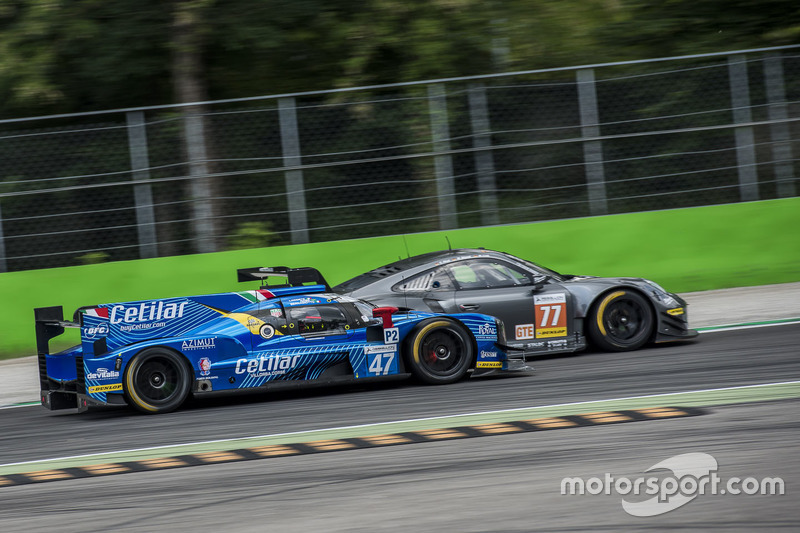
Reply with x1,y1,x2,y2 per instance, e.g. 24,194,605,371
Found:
36,282,522,412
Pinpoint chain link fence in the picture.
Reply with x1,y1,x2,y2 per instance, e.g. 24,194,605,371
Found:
1,45,798,272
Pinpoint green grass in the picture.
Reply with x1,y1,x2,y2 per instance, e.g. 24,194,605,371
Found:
2,197,798,359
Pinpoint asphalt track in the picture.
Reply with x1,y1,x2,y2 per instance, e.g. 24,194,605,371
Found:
1,401,797,532
2,324,799,464
0,324,798,531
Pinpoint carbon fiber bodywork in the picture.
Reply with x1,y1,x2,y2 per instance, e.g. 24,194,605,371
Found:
333,249,698,356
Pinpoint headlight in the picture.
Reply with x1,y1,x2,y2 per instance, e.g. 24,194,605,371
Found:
643,279,677,306
644,279,667,294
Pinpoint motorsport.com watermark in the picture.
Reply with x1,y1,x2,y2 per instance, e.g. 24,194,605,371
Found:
561,452,785,517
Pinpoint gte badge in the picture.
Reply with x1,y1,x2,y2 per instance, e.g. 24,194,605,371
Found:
384,327,399,344
534,293,567,338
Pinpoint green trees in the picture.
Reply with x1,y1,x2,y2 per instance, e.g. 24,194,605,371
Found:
0,1,792,118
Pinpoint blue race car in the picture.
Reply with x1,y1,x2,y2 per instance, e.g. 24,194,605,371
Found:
35,267,527,414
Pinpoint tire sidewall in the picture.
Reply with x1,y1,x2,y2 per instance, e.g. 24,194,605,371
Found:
124,348,192,414
588,289,654,352
403,318,474,384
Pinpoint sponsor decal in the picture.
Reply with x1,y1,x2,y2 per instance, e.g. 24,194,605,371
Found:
109,301,188,325
290,297,320,306
479,350,499,358
515,324,535,340
88,383,123,393
478,323,497,336
365,344,397,354
86,368,119,380
537,327,568,338
235,355,302,377
534,293,567,305
667,308,685,316
260,324,275,339
476,361,502,369
527,341,547,348
181,338,216,350
84,324,109,339
534,293,567,338
269,308,283,318
198,357,211,376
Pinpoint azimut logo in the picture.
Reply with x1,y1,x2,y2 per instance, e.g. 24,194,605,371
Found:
109,301,188,325
561,452,785,517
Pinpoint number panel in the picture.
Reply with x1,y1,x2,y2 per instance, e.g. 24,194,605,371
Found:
533,293,567,338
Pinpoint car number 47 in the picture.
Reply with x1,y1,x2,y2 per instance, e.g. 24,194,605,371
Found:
369,353,395,375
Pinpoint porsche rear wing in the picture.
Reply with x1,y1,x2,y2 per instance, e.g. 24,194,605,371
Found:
237,266,331,292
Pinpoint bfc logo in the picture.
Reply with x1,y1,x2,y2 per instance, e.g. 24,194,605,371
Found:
84,324,109,339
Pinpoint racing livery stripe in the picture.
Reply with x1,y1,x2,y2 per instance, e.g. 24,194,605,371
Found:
0,406,703,488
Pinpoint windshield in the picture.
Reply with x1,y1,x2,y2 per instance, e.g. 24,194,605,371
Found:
503,254,564,281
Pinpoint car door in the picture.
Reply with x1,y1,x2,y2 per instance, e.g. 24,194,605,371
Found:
448,258,572,346
450,259,536,340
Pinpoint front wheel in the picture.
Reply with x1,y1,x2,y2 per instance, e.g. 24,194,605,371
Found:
404,319,473,384
124,348,192,414
587,290,654,352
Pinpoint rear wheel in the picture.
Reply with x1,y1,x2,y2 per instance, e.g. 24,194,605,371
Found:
124,348,192,414
587,290,654,352
404,319,473,384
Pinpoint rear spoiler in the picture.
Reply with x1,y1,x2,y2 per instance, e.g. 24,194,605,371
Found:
34,306,80,358
237,266,331,292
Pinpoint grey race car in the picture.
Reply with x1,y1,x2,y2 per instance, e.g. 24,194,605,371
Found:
333,249,698,355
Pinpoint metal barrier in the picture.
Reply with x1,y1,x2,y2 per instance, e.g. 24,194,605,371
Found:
0,45,798,272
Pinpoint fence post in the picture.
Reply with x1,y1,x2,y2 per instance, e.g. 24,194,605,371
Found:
0,202,6,272
428,84,458,230
764,53,796,198
576,69,609,215
126,111,158,259
184,110,218,253
468,83,500,226
278,97,309,244
728,55,759,202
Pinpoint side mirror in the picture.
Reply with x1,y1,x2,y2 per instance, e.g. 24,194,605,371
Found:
532,274,550,290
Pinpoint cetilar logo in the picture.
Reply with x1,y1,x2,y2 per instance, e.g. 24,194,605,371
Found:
621,452,717,517
109,301,188,324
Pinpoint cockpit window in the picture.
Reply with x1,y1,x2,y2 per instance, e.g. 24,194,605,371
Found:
287,305,349,335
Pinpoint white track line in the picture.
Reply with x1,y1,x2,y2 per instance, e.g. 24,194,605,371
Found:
2,379,799,469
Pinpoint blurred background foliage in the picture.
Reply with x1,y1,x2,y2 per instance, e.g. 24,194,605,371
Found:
0,0,797,118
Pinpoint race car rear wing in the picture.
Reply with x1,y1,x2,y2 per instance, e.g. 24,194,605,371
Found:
237,266,331,292
34,306,80,358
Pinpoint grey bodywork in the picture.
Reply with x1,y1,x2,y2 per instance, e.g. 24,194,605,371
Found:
333,249,697,356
